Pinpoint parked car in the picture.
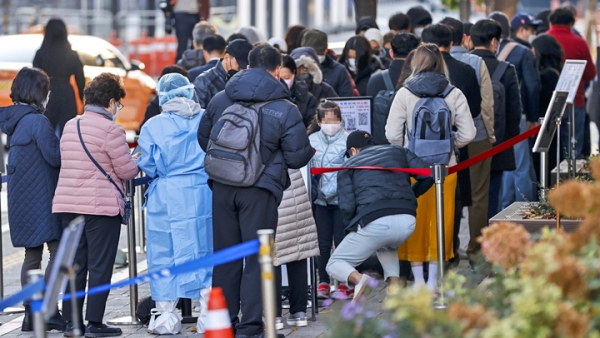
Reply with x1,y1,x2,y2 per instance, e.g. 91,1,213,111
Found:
0,34,156,132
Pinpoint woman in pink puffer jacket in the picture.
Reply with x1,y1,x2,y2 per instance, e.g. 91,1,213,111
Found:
52,73,139,337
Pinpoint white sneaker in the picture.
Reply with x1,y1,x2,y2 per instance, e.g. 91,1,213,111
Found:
275,317,284,330
287,312,308,327
353,274,372,301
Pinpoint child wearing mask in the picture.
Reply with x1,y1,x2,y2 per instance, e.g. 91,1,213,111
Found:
309,100,350,299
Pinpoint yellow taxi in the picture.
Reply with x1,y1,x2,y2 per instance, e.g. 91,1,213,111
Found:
0,34,156,132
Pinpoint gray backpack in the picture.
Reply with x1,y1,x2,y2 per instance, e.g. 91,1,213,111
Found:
407,85,455,165
205,101,271,186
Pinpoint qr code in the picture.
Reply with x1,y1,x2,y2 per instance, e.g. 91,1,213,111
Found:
358,112,368,125
346,117,356,130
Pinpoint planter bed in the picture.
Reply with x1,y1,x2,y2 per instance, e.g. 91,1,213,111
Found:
489,202,581,233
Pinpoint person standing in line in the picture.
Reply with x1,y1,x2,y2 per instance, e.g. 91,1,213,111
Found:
53,73,139,337
141,65,190,128
197,44,313,338
33,18,84,137
388,12,411,34
0,68,65,332
188,35,226,80
406,6,432,37
176,21,218,71
280,54,318,128
138,73,213,333
386,44,476,291
469,19,522,222
289,47,339,101
174,0,211,62
338,36,383,96
308,101,350,299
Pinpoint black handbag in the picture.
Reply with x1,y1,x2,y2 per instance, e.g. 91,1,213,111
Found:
77,118,131,224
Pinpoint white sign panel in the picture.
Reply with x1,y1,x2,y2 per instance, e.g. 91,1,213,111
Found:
329,97,372,133
555,60,587,104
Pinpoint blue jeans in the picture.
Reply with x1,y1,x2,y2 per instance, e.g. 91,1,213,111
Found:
326,214,416,283
501,117,536,208
174,12,200,62
560,106,587,159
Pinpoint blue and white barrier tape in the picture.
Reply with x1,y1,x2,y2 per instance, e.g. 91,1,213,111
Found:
0,278,45,312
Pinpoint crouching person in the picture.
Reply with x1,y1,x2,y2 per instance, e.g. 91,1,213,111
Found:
326,131,434,299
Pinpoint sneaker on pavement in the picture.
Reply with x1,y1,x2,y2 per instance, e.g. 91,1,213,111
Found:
287,312,308,327
63,322,85,338
353,274,372,301
84,323,122,337
275,317,284,330
337,283,354,299
317,282,330,299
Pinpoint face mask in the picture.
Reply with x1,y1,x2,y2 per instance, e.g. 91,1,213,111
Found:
320,123,342,137
528,34,537,44
226,69,238,82
296,73,313,86
414,27,425,38
383,47,390,58
373,49,381,56
284,75,295,89
41,91,50,110
347,58,357,72
318,55,326,63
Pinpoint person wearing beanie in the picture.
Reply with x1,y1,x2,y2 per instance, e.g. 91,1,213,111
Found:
364,28,390,68
535,10,551,34
356,16,379,35
268,37,288,52
406,6,432,37
236,26,266,44
301,29,355,97
290,47,338,101
489,12,541,209
193,38,253,108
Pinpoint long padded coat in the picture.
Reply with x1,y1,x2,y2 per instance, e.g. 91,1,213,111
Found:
0,105,61,247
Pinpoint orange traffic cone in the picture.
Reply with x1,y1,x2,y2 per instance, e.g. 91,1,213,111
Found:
204,287,234,338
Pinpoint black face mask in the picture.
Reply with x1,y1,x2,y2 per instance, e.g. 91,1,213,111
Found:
373,49,381,56
226,69,239,82
296,73,313,86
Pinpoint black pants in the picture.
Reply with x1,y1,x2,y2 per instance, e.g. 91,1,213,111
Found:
211,182,279,336
314,204,345,284
61,214,121,324
21,240,60,288
174,12,199,61
452,184,462,260
488,171,503,220
275,259,308,317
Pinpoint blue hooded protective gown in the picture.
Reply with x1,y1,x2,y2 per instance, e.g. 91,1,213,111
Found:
138,74,212,300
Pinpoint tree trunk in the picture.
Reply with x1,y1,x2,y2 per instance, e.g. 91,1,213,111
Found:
584,0,597,54
354,0,377,23
484,0,519,19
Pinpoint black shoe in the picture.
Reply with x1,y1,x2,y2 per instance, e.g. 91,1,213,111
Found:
21,304,32,332
64,321,85,337
84,323,122,337
46,309,67,332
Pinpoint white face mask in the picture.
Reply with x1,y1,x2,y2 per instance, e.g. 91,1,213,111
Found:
347,58,357,72
414,27,425,38
320,123,342,137
284,75,295,89
42,91,50,109
528,34,537,44
318,55,326,64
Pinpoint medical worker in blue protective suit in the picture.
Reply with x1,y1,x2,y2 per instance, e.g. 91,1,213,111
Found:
137,73,213,333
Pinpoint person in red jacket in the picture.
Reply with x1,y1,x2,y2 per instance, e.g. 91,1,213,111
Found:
547,7,596,159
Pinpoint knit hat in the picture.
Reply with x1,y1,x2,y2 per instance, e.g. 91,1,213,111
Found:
290,47,323,84
406,6,432,27
236,26,266,45
226,39,253,70
356,16,379,34
300,29,328,55
268,37,288,52
364,28,383,48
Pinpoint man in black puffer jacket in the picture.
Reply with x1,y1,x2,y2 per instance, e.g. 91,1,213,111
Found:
197,43,313,338
326,131,433,299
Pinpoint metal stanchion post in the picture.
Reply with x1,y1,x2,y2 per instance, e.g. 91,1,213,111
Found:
258,229,276,338
569,104,577,178
432,164,447,310
28,270,46,338
539,118,548,200
305,164,318,319
556,117,562,230
108,180,141,325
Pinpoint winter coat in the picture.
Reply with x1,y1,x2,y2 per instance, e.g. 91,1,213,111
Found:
176,49,206,71
311,82,338,101
497,39,540,122
286,79,318,128
337,145,434,231
33,46,85,136
350,56,383,96
193,60,227,109
385,72,476,166
320,54,355,97
366,59,404,98
198,68,314,204
141,96,160,129
53,108,139,217
274,168,319,266
188,58,219,81
471,49,522,172
450,46,496,144
138,97,212,300
309,128,348,206
0,105,61,247
290,47,339,101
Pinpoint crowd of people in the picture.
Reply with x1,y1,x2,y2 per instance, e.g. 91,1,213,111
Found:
0,3,597,338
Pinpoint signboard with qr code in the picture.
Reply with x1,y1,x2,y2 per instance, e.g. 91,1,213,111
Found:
555,60,587,104
327,96,373,134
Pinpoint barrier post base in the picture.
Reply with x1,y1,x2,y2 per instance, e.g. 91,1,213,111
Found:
107,316,141,326
0,307,24,315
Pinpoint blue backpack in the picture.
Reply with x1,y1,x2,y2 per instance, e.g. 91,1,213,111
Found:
407,85,455,165
372,70,395,145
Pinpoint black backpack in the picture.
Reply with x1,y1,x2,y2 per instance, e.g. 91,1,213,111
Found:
372,70,395,145
491,62,509,144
